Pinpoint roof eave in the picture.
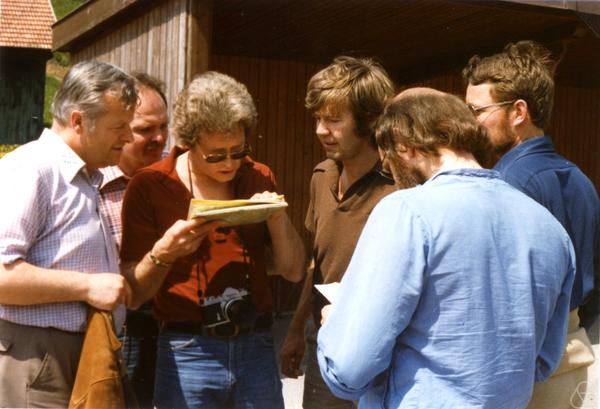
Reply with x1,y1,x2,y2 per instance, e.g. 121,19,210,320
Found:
52,0,143,51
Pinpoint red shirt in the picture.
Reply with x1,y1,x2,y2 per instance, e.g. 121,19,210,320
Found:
120,147,276,322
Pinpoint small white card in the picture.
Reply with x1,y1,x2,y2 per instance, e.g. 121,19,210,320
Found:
314,282,341,304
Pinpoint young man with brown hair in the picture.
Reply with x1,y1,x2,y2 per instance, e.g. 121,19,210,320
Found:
464,40,599,408
280,56,410,408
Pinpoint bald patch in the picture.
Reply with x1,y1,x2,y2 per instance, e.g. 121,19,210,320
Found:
393,87,447,102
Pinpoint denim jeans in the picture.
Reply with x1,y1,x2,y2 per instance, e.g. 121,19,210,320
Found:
121,310,158,409
303,320,355,409
153,329,284,409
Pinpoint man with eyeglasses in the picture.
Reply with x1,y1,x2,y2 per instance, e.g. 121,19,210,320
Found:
279,56,414,409
464,40,599,409
119,71,305,409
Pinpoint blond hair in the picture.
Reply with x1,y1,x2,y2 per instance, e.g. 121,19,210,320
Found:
172,71,257,147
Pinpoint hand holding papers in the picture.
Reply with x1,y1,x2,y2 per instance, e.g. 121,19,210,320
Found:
316,282,340,326
187,195,288,227
314,282,341,304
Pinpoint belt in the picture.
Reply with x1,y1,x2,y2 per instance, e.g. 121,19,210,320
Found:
160,312,273,338
124,310,159,337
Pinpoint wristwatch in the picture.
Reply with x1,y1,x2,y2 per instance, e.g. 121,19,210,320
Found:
148,251,171,268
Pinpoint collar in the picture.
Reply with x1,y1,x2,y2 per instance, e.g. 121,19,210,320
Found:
494,135,553,171
313,158,387,177
39,128,99,184
428,167,502,183
99,165,129,189
315,158,392,199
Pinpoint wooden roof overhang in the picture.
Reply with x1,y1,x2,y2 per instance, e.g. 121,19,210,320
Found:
53,0,600,87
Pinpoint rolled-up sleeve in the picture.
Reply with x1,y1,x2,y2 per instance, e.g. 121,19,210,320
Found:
0,156,44,264
317,195,428,400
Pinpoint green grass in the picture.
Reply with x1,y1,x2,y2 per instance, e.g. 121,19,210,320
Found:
44,1,86,127
0,145,19,159
52,0,86,20
44,75,61,127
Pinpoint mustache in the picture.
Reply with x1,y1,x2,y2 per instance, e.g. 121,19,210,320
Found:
146,140,166,151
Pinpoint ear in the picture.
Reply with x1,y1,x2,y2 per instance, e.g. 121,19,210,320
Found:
395,143,417,159
511,99,528,127
70,110,84,134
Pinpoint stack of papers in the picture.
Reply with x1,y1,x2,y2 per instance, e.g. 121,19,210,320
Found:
314,282,341,303
187,196,288,227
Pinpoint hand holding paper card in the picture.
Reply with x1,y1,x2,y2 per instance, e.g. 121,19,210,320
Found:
314,282,340,304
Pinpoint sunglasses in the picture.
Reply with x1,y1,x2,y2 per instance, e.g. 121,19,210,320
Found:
200,145,252,163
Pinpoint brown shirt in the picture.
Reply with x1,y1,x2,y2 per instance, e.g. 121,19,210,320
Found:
306,159,397,285
120,147,277,322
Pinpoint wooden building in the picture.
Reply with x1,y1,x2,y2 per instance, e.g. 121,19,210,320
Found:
53,0,600,310
0,0,55,144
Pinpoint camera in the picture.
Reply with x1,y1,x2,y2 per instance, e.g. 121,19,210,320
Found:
200,287,257,328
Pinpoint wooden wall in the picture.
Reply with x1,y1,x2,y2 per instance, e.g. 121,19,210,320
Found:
0,47,50,144
552,85,600,190
70,0,189,122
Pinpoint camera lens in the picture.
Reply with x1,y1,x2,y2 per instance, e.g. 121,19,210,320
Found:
226,299,257,328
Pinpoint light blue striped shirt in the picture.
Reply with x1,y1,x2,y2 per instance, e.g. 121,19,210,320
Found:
318,169,575,409
0,129,125,332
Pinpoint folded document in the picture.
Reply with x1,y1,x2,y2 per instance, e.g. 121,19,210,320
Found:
187,196,288,227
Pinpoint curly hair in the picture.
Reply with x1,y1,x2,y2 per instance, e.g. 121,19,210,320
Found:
305,56,395,147
462,40,558,130
172,71,257,148
376,88,493,170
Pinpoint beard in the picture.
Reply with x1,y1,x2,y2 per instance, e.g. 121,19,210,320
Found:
489,124,519,166
387,154,424,188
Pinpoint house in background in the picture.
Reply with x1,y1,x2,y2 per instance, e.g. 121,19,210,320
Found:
53,0,600,310
0,0,55,144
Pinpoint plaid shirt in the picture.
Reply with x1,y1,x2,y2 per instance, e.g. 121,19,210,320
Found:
0,129,125,333
99,166,130,251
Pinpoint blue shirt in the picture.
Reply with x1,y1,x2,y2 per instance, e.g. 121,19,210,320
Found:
494,136,600,310
317,169,575,409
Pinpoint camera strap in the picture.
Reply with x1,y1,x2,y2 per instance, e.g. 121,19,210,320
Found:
187,153,252,306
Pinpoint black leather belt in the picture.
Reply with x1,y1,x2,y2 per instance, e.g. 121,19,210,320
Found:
124,310,159,337
160,312,273,338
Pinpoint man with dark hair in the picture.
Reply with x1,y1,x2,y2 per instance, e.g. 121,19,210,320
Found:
0,60,137,407
280,56,410,408
99,71,168,408
317,87,575,409
464,40,599,408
